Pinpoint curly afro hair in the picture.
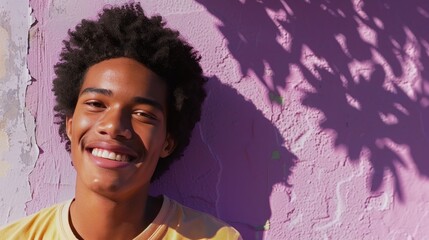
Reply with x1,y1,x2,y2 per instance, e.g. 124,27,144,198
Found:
52,3,206,181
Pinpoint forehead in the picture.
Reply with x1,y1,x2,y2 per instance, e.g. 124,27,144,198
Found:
81,57,168,104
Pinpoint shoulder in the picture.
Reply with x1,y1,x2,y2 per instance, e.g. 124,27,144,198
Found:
0,201,68,239
160,196,241,239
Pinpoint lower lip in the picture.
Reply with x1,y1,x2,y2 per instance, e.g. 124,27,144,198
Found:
89,152,131,169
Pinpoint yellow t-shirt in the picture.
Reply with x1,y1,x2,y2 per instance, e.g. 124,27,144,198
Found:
0,196,241,240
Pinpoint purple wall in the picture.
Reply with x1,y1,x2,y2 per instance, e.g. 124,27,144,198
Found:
1,0,429,239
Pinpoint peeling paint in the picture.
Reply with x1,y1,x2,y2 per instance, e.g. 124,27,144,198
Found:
0,160,10,177
0,126,10,177
0,124,9,155
0,26,8,79
0,0,37,225
365,192,393,211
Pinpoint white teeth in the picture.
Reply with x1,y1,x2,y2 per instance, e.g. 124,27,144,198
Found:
91,148,130,162
102,150,109,158
92,148,99,156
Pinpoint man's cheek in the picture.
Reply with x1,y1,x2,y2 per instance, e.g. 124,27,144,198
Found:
76,114,97,130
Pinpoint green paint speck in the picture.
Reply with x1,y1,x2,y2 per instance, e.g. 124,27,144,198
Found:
269,92,284,105
272,151,280,160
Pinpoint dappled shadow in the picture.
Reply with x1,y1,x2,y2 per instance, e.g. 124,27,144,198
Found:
151,77,296,239
196,0,429,202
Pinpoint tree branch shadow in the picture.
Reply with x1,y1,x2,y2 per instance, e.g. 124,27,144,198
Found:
195,0,429,203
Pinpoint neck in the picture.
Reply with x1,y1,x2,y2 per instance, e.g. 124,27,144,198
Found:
69,183,161,240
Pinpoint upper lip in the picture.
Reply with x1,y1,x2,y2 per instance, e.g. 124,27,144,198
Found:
85,141,139,160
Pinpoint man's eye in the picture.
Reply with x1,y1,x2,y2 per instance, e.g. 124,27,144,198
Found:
85,101,105,108
134,111,157,120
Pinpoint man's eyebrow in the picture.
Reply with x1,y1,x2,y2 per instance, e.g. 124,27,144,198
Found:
80,87,112,96
133,97,164,111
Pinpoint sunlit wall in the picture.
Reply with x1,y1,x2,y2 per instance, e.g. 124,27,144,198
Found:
1,0,428,239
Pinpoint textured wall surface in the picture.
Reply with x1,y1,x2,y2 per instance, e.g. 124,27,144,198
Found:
1,0,429,239
0,0,38,226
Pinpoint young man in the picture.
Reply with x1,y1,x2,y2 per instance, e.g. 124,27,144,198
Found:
0,3,241,239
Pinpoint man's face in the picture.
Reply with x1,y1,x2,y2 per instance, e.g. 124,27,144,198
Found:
66,57,174,200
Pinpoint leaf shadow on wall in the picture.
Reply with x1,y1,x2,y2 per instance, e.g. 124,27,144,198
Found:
151,77,297,239
195,0,429,202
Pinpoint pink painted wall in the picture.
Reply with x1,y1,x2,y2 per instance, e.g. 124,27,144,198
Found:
1,0,429,239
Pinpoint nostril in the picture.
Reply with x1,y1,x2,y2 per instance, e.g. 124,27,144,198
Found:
98,127,132,140
98,129,109,136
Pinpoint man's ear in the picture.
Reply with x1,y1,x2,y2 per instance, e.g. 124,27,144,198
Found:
66,116,73,141
160,134,176,158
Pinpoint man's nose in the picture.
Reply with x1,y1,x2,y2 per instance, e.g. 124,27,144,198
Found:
97,108,132,140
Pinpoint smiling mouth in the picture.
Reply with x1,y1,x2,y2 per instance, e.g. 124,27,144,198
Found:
91,148,131,162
